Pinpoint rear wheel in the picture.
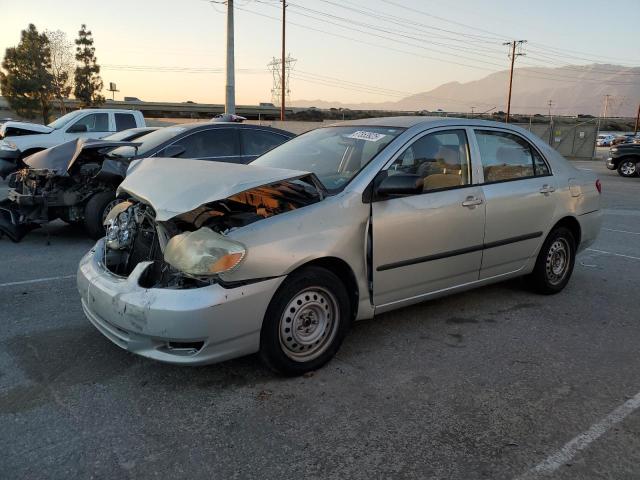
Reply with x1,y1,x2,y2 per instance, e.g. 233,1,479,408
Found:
617,159,637,177
259,266,352,376
527,227,576,294
84,191,118,239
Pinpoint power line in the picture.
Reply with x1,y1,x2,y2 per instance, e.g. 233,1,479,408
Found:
246,1,639,85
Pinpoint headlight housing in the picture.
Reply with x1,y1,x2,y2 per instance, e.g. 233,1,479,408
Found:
0,140,17,151
104,201,135,250
610,147,618,153
163,227,245,277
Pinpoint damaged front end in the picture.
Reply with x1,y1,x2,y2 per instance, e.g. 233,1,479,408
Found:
0,139,139,242
102,174,323,289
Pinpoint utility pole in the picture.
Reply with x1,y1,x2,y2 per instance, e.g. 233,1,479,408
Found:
225,0,235,114
502,40,526,123
280,0,287,121
603,94,612,121
634,102,640,135
470,106,476,117
547,100,555,145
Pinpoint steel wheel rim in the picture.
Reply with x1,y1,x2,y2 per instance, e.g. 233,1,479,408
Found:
279,287,339,362
545,238,570,285
621,161,636,176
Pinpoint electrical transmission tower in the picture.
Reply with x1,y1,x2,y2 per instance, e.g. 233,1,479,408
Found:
268,55,296,108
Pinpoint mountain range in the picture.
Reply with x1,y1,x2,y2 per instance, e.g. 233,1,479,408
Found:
290,64,640,116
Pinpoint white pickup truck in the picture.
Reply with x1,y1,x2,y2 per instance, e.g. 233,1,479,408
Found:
0,109,146,177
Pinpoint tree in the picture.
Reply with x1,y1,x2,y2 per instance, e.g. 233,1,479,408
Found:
0,24,55,123
45,30,74,114
74,24,104,106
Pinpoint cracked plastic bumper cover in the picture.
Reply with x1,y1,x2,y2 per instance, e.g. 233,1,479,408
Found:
77,239,285,365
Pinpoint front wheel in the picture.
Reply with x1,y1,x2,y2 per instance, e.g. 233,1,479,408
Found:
84,191,118,239
260,266,352,376
527,227,576,294
617,159,637,177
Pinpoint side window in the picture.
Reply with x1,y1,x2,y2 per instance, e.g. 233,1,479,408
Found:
475,130,548,182
115,113,137,132
70,113,109,132
241,130,289,156
388,129,471,192
533,149,550,176
168,129,239,158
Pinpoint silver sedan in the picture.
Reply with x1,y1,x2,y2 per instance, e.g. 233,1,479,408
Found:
77,117,602,375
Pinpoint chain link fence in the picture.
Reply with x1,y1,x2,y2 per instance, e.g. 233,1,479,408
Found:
515,120,598,159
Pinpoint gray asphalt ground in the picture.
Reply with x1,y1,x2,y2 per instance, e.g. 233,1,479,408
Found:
1,152,639,479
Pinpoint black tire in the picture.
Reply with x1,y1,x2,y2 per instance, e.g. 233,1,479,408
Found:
527,227,576,295
617,158,638,177
84,191,117,239
259,266,352,376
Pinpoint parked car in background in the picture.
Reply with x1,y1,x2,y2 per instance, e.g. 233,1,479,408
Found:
0,123,294,242
0,109,146,178
610,134,636,146
606,142,640,177
77,117,602,375
596,134,615,147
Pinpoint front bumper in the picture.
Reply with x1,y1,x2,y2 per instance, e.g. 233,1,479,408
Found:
605,157,616,170
77,239,285,365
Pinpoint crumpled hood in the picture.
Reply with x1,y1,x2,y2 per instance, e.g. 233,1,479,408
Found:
0,121,53,137
118,157,310,221
23,138,141,175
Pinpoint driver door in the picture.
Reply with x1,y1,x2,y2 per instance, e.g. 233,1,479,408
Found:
64,112,111,141
372,129,486,307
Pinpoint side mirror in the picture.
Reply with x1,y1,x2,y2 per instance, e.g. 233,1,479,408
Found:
376,173,423,196
163,144,186,158
67,123,88,133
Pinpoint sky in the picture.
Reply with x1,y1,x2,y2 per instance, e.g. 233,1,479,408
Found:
1,0,639,105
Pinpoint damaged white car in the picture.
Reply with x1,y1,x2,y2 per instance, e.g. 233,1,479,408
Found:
78,117,602,375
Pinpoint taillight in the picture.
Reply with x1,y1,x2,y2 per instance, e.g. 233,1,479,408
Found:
595,179,602,194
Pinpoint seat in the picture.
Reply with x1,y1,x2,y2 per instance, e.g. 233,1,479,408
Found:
484,146,534,181
423,173,462,190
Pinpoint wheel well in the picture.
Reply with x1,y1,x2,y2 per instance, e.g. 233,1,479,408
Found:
552,216,581,246
291,257,359,320
617,156,639,164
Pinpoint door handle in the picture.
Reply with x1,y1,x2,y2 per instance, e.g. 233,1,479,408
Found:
539,184,556,195
462,196,483,208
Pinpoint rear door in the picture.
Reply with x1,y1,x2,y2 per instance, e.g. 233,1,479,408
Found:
372,128,486,307
240,129,291,163
472,128,557,279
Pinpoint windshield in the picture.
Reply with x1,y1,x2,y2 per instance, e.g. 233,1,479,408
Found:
251,126,404,191
108,126,185,158
47,110,84,129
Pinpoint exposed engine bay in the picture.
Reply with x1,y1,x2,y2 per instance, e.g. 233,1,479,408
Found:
0,139,139,242
103,175,323,289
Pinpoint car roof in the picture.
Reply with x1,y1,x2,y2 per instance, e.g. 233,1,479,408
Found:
172,121,294,137
329,115,515,130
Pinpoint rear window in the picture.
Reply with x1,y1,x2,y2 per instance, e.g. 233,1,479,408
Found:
115,113,137,131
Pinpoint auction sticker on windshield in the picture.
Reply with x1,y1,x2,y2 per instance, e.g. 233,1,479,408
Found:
347,131,387,142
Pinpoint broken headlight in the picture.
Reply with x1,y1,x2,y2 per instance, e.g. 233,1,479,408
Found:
104,201,136,250
163,227,245,277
